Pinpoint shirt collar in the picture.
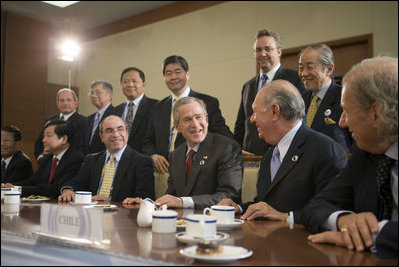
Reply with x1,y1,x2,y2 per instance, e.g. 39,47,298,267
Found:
386,140,398,161
261,63,281,82
53,146,69,161
172,87,190,102
316,79,332,100
126,93,144,107
2,154,15,166
276,120,302,162
60,110,76,121
97,103,111,117
105,144,127,163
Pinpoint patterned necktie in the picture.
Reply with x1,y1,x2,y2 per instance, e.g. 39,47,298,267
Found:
90,112,101,144
125,102,134,133
185,149,196,184
376,155,394,220
48,157,58,183
1,160,6,180
169,97,179,153
98,154,116,198
306,94,319,127
270,146,281,181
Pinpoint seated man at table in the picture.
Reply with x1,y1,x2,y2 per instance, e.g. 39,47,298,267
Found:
219,80,347,224
1,125,33,184
58,115,155,202
3,120,84,198
302,57,398,259
124,97,242,209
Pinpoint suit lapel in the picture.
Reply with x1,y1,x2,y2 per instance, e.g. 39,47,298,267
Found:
93,151,106,192
111,147,132,198
312,83,339,130
130,96,147,138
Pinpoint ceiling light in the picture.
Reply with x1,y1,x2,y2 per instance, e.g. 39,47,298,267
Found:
42,1,79,8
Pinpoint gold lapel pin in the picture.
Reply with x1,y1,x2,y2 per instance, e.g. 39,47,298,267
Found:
200,160,205,165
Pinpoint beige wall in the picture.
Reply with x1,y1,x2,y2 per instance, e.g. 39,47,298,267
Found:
47,1,398,131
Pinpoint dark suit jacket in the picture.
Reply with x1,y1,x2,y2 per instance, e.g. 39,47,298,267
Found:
166,133,243,209
302,149,398,259
241,124,347,224
114,95,158,153
1,151,33,184
80,104,115,155
142,89,233,158
34,112,86,160
234,65,305,155
64,146,155,202
303,81,353,153
16,146,84,198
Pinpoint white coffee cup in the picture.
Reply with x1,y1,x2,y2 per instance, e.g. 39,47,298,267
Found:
152,210,177,233
185,214,217,239
1,188,12,200
12,185,22,193
74,191,92,204
4,191,21,204
203,205,235,224
2,203,20,215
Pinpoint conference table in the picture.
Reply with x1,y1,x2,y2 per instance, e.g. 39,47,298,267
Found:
1,200,397,266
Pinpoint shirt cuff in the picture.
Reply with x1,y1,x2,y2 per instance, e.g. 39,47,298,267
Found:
370,220,389,254
181,196,194,209
324,210,354,231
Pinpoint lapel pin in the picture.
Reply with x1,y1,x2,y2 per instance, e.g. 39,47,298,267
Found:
203,155,208,159
324,109,331,117
292,155,299,162
200,160,205,165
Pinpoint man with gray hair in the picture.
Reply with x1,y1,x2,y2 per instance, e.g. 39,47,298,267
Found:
303,56,398,259
299,44,353,153
220,80,347,224
34,88,86,161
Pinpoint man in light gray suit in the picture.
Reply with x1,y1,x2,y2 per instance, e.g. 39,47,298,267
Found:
154,97,243,209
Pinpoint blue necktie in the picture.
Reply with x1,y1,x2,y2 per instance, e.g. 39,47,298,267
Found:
261,74,268,87
270,146,280,181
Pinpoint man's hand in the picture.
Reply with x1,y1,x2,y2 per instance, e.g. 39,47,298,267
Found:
155,194,183,208
151,154,169,174
241,201,288,221
1,183,14,188
218,198,240,214
122,197,141,205
242,150,255,156
58,189,75,202
92,195,109,202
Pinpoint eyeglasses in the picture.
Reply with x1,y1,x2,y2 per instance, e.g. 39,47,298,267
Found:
102,126,126,135
254,47,276,54
87,90,106,97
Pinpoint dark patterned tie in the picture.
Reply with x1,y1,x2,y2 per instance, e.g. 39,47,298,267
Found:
125,102,134,133
1,160,6,180
376,155,394,220
270,146,280,181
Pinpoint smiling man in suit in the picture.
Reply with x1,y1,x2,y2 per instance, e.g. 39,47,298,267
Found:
234,29,305,156
220,80,347,224
114,67,157,153
58,115,154,202
299,44,353,153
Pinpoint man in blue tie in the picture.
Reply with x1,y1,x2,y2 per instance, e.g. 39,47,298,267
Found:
219,80,347,224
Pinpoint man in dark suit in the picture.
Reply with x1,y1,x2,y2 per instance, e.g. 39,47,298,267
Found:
142,55,233,174
234,29,305,156
126,97,242,209
80,80,115,155
34,88,86,161
5,120,84,198
303,57,397,259
299,44,353,153
1,125,33,184
59,115,155,203
114,67,157,153
219,80,347,223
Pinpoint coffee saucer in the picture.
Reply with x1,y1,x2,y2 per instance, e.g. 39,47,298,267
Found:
175,232,229,244
179,245,252,263
217,219,244,230
70,201,98,205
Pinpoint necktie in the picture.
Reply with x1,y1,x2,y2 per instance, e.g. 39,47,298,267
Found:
376,155,394,220
98,154,116,198
270,146,281,181
125,102,134,133
90,112,101,144
48,157,58,183
185,149,196,184
261,74,268,87
1,160,6,180
306,94,319,127
169,97,179,153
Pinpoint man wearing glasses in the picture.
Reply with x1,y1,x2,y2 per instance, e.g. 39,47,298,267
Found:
234,29,305,156
59,115,155,202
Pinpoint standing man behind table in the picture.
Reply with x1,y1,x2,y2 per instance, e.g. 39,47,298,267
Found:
114,67,157,153
34,88,86,162
1,125,33,184
142,55,233,174
234,29,305,156
299,44,353,153
80,80,115,155
303,56,398,259
219,80,347,223
59,115,155,203
126,97,242,209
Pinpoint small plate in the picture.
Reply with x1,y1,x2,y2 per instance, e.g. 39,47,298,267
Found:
70,201,98,205
176,218,186,230
217,219,244,230
179,245,252,263
22,196,50,202
176,232,229,244
82,204,118,211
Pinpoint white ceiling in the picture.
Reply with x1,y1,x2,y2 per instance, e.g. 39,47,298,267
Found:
1,1,176,34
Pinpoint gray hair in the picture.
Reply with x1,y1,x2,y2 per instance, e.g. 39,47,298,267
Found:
299,44,335,78
343,56,398,146
255,29,282,49
172,97,208,124
261,80,305,121
90,80,113,94
56,88,78,102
